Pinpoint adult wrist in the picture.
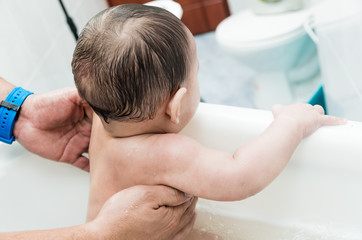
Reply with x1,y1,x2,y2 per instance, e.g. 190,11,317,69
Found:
0,87,33,144
84,219,117,240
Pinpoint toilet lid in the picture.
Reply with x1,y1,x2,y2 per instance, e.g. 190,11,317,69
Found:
216,9,311,48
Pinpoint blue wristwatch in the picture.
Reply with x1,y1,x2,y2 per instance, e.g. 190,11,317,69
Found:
0,87,33,144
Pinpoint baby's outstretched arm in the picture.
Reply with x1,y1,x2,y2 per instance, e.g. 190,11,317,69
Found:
156,103,345,201
231,103,346,196
271,103,345,138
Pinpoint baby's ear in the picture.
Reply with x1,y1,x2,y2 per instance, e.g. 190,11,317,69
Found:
166,87,187,124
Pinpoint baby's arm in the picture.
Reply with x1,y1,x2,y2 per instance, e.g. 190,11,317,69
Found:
157,103,345,201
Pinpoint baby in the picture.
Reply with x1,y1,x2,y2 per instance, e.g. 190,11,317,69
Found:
72,3,344,236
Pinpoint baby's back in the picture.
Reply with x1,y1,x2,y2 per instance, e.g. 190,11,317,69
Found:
87,116,170,220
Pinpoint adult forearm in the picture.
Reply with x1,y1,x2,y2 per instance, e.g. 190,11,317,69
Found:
0,224,99,240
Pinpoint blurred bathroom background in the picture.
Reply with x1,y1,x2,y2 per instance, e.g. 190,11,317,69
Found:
1,0,362,120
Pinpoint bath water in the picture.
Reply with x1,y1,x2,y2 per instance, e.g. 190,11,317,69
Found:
194,208,362,240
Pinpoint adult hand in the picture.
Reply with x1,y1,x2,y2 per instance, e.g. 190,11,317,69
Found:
13,87,92,171
90,185,197,240
0,185,196,240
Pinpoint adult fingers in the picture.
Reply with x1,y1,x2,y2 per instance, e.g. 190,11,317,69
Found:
172,211,197,240
73,156,90,171
176,197,198,229
151,185,192,209
169,197,198,240
152,188,196,240
162,196,198,240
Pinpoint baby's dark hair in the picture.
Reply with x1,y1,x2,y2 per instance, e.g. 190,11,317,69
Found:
72,4,191,122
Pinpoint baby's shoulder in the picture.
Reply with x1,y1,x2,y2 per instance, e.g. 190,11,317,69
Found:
146,133,200,155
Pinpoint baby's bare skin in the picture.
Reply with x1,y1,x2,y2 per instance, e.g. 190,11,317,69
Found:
87,103,345,221
78,6,345,239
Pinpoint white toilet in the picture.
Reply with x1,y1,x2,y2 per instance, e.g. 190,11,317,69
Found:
216,6,321,109
145,0,183,19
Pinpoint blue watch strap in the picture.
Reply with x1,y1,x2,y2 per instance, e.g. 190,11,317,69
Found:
0,87,33,144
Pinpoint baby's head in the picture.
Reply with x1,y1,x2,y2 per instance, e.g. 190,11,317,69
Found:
72,4,200,130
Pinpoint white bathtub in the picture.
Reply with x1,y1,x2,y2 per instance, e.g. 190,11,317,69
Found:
1,103,361,239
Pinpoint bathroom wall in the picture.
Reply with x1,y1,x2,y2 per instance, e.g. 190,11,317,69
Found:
0,0,247,95
0,0,108,93
0,0,300,94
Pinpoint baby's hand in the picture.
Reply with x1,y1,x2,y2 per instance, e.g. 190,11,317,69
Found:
272,103,346,138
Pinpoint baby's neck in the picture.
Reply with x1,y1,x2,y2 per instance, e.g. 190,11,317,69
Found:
94,112,181,138
105,120,167,138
